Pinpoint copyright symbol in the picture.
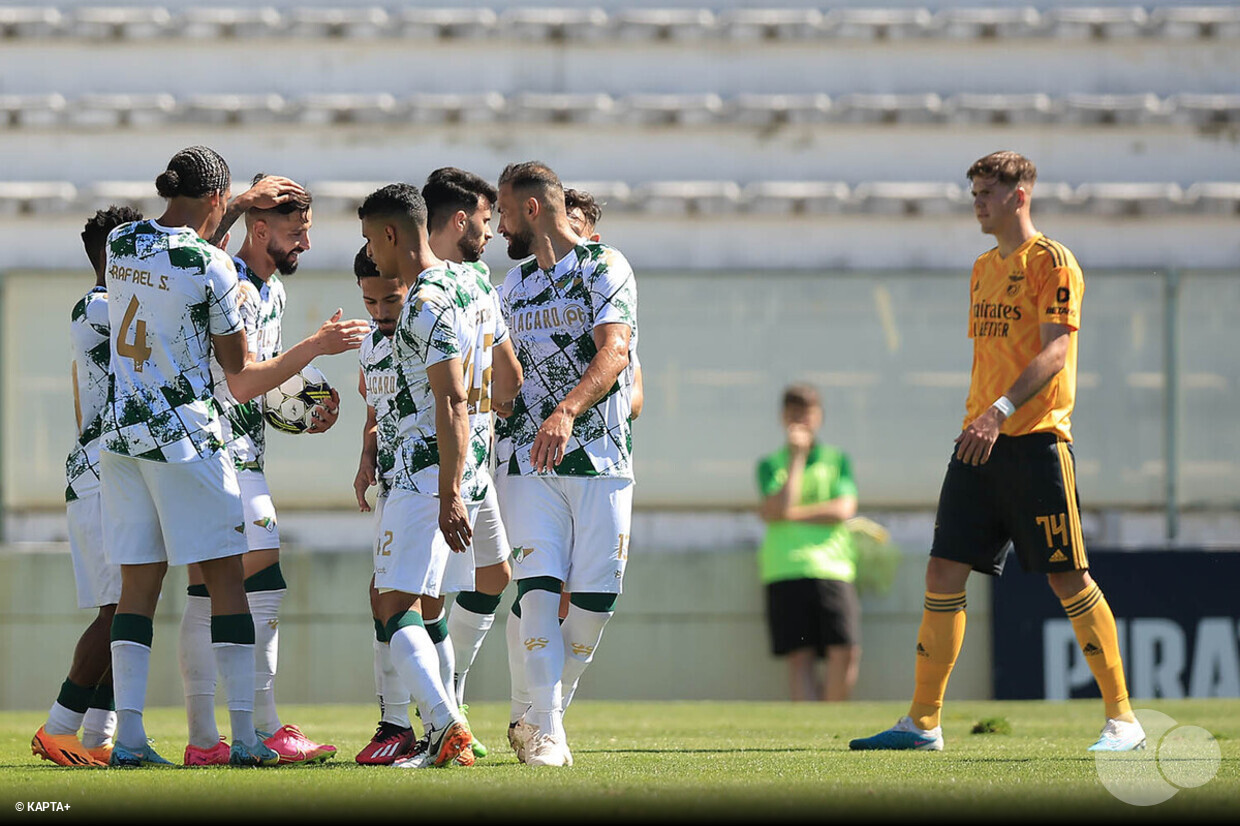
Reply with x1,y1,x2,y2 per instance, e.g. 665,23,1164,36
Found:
15,802,23,811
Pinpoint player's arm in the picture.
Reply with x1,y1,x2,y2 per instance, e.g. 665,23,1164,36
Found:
759,422,812,522
771,494,858,525
208,176,308,248
490,338,522,418
216,309,369,403
530,322,630,473
354,367,378,512
427,357,472,553
955,322,1074,466
630,364,645,420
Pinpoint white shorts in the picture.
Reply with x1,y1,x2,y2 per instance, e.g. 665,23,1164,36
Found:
375,487,479,598
470,481,509,568
497,474,633,594
66,492,121,608
101,450,248,567
238,470,280,551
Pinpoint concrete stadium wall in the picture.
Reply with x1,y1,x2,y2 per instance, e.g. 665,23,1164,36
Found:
0,540,993,711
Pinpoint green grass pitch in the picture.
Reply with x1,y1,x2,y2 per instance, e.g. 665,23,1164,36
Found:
2,699,1236,823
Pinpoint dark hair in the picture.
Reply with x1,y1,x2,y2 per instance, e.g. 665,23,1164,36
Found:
422,167,497,232
353,244,381,280
249,172,313,216
783,383,821,410
967,151,1037,187
498,161,563,205
81,205,143,264
357,182,427,230
563,188,601,229
154,145,230,199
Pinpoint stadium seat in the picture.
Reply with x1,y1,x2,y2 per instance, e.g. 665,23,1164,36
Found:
1022,182,1087,214
496,7,609,43
821,8,934,40
0,94,66,128
509,93,616,125
404,92,506,125
1062,93,1168,125
1183,182,1240,215
929,7,1042,39
1166,93,1240,127
715,8,825,42
395,8,498,40
1043,6,1151,39
0,6,65,38
1149,6,1240,39
293,94,399,126
68,93,177,129
1073,183,1186,216
630,181,741,216
849,182,966,216
619,93,725,126
612,9,716,42
172,8,283,39
0,182,77,216
944,93,1054,125
833,94,944,125
182,94,289,125
68,6,172,40
303,181,391,215
560,180,633,212
727,93,833,126
740,181,851,215
81,181,167,216
285,7,391,39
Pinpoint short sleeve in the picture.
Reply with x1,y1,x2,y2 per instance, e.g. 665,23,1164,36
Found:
833,452,859,500
756,456,785,498
587,247,637,331
1035,257,1083,331
404,285,461,368
205,254,243,337
491,290,509,347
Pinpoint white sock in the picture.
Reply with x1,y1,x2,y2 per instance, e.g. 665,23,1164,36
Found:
110,640,151,750
560,603,613,713
44,702,84,737
426,613,458,716
179,594,219,748
448,603,494,706
519,590,566,739
81,707,116,749
247,588,285,734
374,639,411,728
213,642,258,748
506,605,531,723
390,623,456,733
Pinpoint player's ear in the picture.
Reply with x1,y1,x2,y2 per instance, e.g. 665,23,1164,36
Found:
455,210,468,231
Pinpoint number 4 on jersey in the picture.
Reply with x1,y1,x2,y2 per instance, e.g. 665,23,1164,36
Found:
116,295,152,371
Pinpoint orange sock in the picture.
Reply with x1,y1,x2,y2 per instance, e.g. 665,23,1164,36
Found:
908,591,967,731
1061,582,1134,722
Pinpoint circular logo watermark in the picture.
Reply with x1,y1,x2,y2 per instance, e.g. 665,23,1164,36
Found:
1094,709,1222,806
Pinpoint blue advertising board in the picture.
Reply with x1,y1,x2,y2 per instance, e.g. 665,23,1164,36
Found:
993,549,1240,700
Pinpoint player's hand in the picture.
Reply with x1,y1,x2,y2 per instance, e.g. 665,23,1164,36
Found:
213,231,231,252
315,309,371,355
439,494,472,553
530,406,574,473
354,451,377,512
955,407,1005,466
238,175,307,211
306,388,341,435
786,423,814,457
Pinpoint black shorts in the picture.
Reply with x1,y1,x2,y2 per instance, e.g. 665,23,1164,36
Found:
930,432,1088,577
765,578,861,657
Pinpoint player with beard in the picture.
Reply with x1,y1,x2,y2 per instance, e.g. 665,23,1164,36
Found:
494,163,637,767
179,174,369,766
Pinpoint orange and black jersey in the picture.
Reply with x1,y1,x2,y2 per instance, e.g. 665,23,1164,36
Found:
964,233,1083,442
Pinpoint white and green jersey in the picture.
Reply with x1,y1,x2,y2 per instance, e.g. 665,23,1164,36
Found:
496,241,637,478
212,257,286,472
65,286,111,501
391,261,508,502
359,326,399,494
101,219,244,462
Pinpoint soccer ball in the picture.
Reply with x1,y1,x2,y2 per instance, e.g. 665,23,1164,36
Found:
263,364,334,435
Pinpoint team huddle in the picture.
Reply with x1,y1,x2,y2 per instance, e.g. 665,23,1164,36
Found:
32,146,639,770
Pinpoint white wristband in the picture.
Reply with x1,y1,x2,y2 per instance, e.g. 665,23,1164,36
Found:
992,395,1016,418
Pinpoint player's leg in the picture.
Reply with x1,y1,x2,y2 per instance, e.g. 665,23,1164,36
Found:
422,593,458,726
504,598,535,760
785,648,819,701
501,476,574,766
1015,437,1142,751
378,489,475,768
852,445,1006,751
765,578,825,702
818,579,862,702
179,563,223,764
33,606,114,767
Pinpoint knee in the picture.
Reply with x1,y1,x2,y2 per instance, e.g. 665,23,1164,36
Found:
925,557,970,593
